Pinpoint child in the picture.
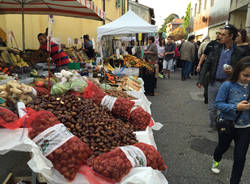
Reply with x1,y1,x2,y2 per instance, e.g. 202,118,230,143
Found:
211,56,250,184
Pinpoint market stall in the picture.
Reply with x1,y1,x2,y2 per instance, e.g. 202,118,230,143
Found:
97,10,158,96
0,69,168,184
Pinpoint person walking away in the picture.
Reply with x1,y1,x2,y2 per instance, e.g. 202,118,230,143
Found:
211,56,250,184
176,39,185,68
180,35,195,80
144,36,159,95
38,33,69,72
236,29,250,57
197,24,244,130
197,36,211,104
164,36,176,79
157,39,165,75
191,40,201,76
83,35,95,59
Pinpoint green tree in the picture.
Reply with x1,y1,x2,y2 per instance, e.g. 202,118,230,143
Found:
158,13,179,33
183,2,191,31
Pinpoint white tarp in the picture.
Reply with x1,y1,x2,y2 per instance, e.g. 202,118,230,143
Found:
97,10,157,41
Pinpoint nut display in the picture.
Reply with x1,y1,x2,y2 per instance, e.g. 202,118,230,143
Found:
26,110,92,181
87,142,167,182
27,94,138,156
104,89,137,100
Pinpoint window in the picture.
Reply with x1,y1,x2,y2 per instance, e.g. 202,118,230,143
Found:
116,0,120,8
211,0,214,7
204,0,207,9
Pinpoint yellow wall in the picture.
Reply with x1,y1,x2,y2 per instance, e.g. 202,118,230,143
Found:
0,0,127,50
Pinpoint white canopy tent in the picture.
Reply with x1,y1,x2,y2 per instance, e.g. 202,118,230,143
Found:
97,10,157,41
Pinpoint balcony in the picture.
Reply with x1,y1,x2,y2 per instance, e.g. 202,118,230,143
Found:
230,0,250,12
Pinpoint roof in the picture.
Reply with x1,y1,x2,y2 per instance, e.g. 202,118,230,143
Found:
97,10,157,40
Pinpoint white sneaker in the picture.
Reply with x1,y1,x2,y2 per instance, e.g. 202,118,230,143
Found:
211,161,220,174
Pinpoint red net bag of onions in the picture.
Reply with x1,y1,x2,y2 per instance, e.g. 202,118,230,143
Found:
87,142,166,182
129,107,151,131
83,81,106,105
26,110,92,181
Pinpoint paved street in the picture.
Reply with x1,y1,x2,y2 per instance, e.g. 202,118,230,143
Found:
1,70,250,184
149,70,250,184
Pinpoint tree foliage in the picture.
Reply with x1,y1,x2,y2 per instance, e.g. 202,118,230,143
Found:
183,2,191,30
159,13,179,33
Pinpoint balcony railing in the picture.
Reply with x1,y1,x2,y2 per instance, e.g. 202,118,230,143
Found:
230,0,249,11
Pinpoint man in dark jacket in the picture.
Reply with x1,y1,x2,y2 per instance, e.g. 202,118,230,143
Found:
197,24,244,130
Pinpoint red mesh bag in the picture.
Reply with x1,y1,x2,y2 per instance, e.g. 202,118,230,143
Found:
111,98,135,119
0,107,23,129
34,87,49,96
129,107,151,131
87,142,166,182
83,81,106,105
27,110,92,181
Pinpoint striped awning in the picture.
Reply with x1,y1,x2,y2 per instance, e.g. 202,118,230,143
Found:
0,0,105,21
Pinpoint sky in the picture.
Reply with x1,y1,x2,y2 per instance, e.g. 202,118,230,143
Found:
139,0,191,28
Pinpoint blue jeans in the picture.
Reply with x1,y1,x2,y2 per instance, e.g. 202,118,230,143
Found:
208,81,222,127
181,60,193,79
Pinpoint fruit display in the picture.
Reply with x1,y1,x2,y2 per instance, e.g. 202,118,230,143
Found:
27,94,138,157
0,80,34,107
22,50,47,65
123,55,153,71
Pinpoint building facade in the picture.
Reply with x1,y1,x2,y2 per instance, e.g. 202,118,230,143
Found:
190,0,210,41
189,0,231,40
208,0,230,40
0,0,128,50
230,0,250,36
128,0,155,24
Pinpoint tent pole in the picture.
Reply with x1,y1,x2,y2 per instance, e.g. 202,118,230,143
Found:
22,0,25,50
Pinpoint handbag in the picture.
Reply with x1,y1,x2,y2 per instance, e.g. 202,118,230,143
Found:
216,92,250,134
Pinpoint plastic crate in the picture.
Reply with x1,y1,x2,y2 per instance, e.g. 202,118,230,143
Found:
68,62,80,70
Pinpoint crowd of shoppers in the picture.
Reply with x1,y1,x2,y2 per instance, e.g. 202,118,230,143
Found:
194,24,250,184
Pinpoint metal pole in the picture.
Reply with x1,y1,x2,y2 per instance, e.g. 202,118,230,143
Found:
22,0,25,50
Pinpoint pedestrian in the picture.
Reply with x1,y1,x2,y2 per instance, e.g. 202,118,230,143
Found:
83,34,95,59
157,39,165,75
196,35,211,104
197,24,244,130
163,36,176,79
211,56,250,184
176,39,185,68
180,35,195,80
235,29,250,57
191,40,201,76
144,36,158,95
126,40,136,55
38,33,69,72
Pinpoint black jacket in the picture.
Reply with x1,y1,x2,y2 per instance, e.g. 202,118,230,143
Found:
199,44,244,85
